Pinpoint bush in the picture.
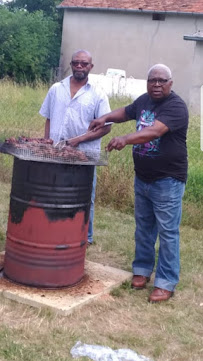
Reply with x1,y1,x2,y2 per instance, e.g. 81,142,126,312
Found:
0,7,61,83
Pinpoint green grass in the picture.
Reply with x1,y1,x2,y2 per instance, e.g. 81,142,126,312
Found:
0,79,46,141
0,81,203,229
0,81,203,361
0,205,202,361
184,116,203,203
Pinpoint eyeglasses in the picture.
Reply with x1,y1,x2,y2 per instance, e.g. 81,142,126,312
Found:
147,78,171,85
71,61,91,68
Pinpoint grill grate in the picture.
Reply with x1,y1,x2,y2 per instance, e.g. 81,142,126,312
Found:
0,138,108,166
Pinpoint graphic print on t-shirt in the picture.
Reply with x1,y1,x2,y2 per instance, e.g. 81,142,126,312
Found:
133,109,160,157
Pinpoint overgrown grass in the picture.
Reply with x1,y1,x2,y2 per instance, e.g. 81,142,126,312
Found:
0,80,47,181
0,82,202,361
0,205,202,361
0,79,45,141
0,81,203,229
181,118,203,228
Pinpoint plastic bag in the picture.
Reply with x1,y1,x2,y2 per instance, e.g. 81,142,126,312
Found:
70,341,154,361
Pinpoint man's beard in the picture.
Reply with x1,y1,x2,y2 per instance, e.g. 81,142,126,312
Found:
73,70,88,81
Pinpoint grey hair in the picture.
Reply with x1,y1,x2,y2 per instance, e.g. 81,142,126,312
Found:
71,49,92,62
148,64,172,79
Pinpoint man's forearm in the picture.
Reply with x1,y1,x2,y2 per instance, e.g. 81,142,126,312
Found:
44,118,50,139
124,129,159,145
89,107,129,132
67,125,111,147
124,120,169,145
87,123,111,140
102,107,128,124
107,120,169,151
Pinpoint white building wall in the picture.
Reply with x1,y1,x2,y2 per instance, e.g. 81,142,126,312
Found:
60,9,203,114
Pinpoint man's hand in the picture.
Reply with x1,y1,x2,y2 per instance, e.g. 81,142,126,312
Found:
67,138,80,147
89,108,128,132
88,118,106,131
107,136,128,151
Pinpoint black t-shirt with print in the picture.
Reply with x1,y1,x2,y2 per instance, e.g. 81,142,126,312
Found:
125,91,189,183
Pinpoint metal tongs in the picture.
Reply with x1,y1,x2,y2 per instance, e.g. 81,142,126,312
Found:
54,139,68,150
54,134,86,150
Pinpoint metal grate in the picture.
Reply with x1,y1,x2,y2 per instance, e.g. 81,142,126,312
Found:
0,138,108,166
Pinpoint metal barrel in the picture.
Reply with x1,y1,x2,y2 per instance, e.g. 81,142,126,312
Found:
4,158,94,288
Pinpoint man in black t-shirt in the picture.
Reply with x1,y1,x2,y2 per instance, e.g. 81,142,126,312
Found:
89,64,188,303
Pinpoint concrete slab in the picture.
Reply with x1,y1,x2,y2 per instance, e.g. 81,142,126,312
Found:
0,255,132,316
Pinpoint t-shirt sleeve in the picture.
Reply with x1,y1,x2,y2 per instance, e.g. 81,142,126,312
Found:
125,93,147,120
156,97,189,132
125,100,137,120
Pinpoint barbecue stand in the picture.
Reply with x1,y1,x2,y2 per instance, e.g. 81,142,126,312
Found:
0,139,107,288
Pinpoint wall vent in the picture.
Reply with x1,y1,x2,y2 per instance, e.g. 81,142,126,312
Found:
152,13,165,21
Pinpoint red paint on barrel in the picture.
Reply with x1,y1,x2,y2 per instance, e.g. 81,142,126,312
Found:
4,206,88,287
3,158,94,288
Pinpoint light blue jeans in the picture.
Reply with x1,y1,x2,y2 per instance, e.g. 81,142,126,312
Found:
88,168,96,244
132,176,185,291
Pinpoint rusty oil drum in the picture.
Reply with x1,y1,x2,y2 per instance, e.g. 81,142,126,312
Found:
4,158,94,288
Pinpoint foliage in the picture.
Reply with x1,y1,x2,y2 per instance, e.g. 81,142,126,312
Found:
5,0,62,17
0,4,62,83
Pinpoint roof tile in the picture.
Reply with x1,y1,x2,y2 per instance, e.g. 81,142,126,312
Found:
58,1,203,14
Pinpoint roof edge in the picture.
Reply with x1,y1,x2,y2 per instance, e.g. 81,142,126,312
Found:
56,5,203,16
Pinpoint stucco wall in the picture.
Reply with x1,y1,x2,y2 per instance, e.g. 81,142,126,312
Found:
59,9,203,114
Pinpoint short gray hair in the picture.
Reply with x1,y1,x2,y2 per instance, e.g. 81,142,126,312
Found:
72,49,92,62
148,64,172,79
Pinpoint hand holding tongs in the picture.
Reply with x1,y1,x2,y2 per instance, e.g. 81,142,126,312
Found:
54,122,113,150
54,133,89,150
54,130,94,150
54,139,68,150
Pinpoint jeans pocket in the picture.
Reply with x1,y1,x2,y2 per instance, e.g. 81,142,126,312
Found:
152,178,185,202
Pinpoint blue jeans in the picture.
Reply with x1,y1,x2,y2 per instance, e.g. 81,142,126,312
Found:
88,168,96,244
132,176,185,291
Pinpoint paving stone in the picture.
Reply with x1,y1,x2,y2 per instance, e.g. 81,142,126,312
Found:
0,256,132,316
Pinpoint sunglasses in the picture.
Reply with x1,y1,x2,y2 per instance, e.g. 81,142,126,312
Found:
71,61,91,68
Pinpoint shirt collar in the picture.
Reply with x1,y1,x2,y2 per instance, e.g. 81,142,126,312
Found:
61,75,92,89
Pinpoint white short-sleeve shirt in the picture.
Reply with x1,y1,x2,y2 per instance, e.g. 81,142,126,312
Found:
39,76,111,151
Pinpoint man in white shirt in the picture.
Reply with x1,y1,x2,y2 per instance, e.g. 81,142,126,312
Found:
40,49,111,245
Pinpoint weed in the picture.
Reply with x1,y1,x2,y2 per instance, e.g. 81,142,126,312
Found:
110,287,123,298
